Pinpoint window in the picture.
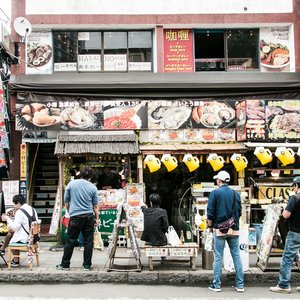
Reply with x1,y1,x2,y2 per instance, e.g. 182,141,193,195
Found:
128,31,152,71
53,30,153,73
194,29,259,72
53,31,78,72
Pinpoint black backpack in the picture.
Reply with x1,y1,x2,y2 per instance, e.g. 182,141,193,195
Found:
20,208,40,243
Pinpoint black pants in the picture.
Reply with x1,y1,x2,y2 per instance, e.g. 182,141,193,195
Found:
61,213,94,268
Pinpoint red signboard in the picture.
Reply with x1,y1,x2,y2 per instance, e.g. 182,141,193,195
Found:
164,29,194,73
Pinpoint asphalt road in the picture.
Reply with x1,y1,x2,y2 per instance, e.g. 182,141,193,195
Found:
0,283,300,300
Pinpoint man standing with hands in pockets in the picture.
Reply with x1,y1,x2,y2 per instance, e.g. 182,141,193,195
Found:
56,166,99,271
206,170,244,293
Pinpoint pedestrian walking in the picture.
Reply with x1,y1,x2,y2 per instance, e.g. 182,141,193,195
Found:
56,166,99,271
206,170,244,292
270,176,300,294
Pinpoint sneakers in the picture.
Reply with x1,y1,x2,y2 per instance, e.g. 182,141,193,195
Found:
79,247,84,251
0,250,5,256
208,284,222,292
83,265,91,271
56,264,70,271
236,287,244,292
270,285,291,293
10,260,20,267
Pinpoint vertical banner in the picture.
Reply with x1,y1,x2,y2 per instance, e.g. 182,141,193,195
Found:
236,101,247,141
164,29,194,72
260,26,292,72
20,143,27,180
26,31,53,74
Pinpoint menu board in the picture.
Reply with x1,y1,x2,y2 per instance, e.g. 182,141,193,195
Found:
164,29,194,73
256,204,282,270
2,180,19,206
266,100,300,140
126,183,145,231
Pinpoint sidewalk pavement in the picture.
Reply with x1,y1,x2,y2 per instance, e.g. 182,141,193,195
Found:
0,242,299,285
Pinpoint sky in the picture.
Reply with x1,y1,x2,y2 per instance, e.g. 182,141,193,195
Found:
0,0,11,25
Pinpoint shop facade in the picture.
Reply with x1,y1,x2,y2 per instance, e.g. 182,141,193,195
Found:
3,0,300,240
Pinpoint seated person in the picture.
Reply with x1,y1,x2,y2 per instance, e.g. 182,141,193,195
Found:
97,167,122,190
1,194,38,267
141,193,169,246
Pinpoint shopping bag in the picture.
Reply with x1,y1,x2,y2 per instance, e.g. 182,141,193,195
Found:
165,226,181,246
204,230,213,251
93,227,104,251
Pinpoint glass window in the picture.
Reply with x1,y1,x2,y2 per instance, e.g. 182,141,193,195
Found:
227,29,259,70
104,32,127,71
128,31,152,71
194,30,225,71
53,31,78,72
78,32,101,72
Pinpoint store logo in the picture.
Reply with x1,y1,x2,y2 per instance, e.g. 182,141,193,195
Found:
240,243,249,253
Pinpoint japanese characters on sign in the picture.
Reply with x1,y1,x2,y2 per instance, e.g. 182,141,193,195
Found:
164,29,194,73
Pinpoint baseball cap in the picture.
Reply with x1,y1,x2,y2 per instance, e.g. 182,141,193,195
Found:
213,170,230,182
291,176,300,186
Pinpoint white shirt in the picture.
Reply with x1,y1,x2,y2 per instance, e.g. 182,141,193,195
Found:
6,203,38,244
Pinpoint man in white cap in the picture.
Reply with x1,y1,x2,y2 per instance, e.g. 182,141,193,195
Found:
270,176,300,294
207,170,243,293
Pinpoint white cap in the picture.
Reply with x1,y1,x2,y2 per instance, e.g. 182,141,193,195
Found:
213,170,230,182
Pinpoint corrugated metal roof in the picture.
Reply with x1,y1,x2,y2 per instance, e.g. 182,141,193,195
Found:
55,132,138,155
139,143,247,154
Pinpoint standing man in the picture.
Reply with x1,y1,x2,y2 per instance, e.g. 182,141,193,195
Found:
270,176,300,294
56,166,99,271
1,194,38,266
206,170,244,292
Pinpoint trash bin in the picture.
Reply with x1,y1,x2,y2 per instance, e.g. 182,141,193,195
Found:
201,231,214,270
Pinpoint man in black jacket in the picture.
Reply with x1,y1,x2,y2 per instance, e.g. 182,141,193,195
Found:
141,193,169,246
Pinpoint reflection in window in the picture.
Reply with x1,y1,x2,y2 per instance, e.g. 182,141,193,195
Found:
104,32,127,71
194,30,225,72
53,31,78,72
227,29,259,70
128,31,152,71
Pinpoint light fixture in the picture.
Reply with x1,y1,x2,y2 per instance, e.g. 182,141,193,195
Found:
143,154,161,173
230,153,248,172
182,154,200,172
275,147,295,166
161,154,178,172
254,147,273,165
207,153,224,171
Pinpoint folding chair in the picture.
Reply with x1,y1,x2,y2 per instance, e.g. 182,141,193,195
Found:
7,221,40,271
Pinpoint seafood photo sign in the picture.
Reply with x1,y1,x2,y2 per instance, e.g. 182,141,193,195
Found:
26,31,53,74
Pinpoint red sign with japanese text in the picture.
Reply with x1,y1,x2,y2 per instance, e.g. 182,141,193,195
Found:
164,29,194,73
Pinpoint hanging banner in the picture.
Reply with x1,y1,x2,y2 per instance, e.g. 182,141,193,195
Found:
26,31,53,74
164,29,194,72
20,143,27,180
266,100,300,140
260,26,292,72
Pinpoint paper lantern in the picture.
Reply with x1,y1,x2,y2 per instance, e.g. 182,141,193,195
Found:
182,154,199,172
275,147,295,166
230,153,248,172
254,147,273,165
161,154,178,172
207,153,224,171
144,155,161,173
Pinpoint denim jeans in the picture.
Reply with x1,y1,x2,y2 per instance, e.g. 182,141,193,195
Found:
278,230,300,288
212,232,244,288
61,213,94,268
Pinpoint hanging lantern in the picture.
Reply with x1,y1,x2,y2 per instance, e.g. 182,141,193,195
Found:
161,154,178,172
182,154,200,172
254,146,273,165
143,155,161,173
230,153,248,172
275,147,295,166
207,153,224,171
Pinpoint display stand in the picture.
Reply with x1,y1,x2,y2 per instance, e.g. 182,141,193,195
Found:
256,203,300,272
107,204,142,272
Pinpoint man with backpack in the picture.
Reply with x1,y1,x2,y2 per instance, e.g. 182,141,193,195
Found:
270,176,300,294
1,194,38,267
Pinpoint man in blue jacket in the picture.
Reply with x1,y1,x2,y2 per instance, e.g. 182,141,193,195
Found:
207,170,243,293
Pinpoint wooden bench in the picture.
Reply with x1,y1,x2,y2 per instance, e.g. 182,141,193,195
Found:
144,242,199,271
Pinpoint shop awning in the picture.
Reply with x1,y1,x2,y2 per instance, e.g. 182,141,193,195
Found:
245,142,300,148
55,131,138,155
139,143,247,154
8,72,300,98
